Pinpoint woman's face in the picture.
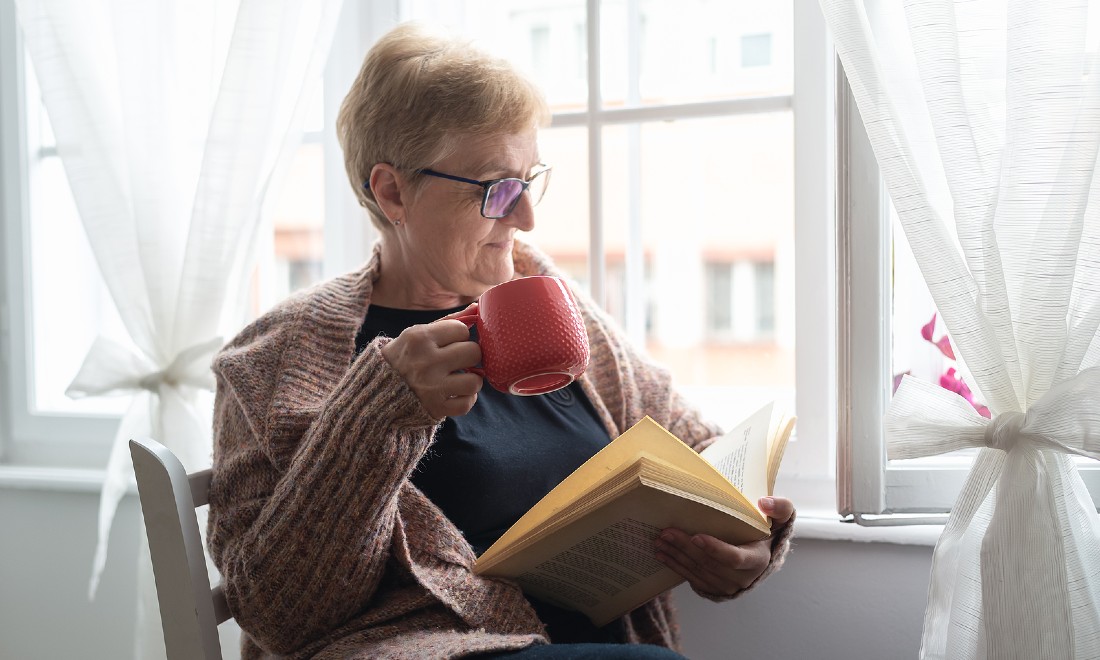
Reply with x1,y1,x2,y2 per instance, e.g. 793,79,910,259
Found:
397,129,540,302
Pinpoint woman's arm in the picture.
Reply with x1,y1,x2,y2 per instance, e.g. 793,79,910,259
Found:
207,338,440,655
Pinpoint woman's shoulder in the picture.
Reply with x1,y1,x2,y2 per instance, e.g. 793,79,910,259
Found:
216,264,375,367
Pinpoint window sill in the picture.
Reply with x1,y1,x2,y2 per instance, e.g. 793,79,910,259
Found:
0,468,942,546
0,465,135,494
792,510,942,547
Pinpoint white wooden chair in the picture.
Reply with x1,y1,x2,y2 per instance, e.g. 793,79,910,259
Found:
130,437,232,660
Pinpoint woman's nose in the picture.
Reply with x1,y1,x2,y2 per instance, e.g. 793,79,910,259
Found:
500,192,536,231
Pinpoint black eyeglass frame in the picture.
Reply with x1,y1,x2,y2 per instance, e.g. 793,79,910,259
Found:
419,164,552,219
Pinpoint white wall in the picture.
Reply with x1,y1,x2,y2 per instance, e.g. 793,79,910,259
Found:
677,538,932,660
1,488,933,660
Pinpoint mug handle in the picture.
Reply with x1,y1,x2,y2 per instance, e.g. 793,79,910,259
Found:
452,312,486,377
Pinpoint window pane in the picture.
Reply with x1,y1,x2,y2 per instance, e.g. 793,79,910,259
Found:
524,126,590,288
271,142,325,299
28,157,130,416
890,203,984,463
24,52,129,416
303,85,324,134
755,260,775,335
740,33,773,68
402,0,588,111
601,0,793,108
705,263,733,334
602,112,795,426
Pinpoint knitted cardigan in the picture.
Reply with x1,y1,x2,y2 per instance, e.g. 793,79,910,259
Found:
207,240,793,660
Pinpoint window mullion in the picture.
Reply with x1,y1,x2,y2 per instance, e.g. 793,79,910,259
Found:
624,0,645,344
586,0,604,307
549,96,792,128
783,0,836,494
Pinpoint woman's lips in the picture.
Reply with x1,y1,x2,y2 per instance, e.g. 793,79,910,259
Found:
485,239,514,250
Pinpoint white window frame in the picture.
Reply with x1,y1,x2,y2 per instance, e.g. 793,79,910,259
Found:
836,66,1100,518
540,0,836,508
787,1,836,509
2,0,838,515
0,0,396,472
0,1,120,470
309,0,840,509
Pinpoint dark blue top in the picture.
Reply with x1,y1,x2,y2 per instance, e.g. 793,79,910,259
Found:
355,303,621,643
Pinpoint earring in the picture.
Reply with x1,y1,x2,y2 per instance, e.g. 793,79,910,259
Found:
393,219,402,226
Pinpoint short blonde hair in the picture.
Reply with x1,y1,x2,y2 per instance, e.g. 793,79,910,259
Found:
337,23,551,230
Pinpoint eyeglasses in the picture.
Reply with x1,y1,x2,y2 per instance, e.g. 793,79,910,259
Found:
419,164,552,219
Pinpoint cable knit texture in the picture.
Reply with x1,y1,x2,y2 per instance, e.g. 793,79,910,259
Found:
207,240,794,659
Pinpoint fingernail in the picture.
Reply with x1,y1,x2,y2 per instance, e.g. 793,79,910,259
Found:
760,497,775,511
660,532,674,543
692,536,706,549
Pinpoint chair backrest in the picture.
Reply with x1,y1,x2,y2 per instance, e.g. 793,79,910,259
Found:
129,437,231,660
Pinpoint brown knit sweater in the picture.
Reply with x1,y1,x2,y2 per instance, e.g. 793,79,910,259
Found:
207,240,793,659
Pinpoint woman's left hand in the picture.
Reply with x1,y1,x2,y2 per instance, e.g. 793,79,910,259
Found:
654,496,795,598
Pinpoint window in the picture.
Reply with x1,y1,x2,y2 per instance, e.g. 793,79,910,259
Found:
269,91,327,304
0,0,387,468
2,0,835,509
397,0,796,406
396,0,835,505
704,260,776,341
755,261,775,335
838,64,1100,517
1,5,124,467
740,33,772,68
705,262,734,334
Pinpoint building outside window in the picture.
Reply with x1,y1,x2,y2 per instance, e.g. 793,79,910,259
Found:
740,32,772,67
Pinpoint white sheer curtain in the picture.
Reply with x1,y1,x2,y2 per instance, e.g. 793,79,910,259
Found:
821,1,1100,658
15,0,343,656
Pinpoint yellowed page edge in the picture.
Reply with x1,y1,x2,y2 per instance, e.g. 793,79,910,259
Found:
478,455,765,572
478,482,770,626
479,416,743,565
766,415,797,496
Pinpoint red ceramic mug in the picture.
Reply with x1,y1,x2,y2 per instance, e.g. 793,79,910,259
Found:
456,276,590,396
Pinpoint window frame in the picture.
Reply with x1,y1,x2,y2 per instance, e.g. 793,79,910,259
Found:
2,0,839,516
270,0,838,512
0,0,120,469
835,65,1100,517
547,0,836,507
0,0,397,471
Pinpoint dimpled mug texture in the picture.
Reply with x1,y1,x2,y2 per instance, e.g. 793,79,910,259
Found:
476,276,590,395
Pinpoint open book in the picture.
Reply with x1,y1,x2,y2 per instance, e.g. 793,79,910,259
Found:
473,402,796,626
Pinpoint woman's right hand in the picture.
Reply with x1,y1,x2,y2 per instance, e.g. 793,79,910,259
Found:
380,304,484,419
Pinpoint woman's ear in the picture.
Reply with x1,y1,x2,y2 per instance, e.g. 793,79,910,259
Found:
369,163,406,224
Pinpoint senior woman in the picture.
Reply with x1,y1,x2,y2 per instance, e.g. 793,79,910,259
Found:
208,23,795,660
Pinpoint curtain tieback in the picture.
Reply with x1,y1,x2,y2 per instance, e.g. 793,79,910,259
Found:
982,411,1025,453
66,335,223,399
886,366,1100,462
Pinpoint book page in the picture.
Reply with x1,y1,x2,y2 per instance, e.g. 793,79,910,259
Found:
480,482,770,626
489,456,763,568
700,402,773,510
515,517,670,619
768,415,797,495
479,416,743,567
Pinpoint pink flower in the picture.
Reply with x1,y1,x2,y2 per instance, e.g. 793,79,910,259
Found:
922,313,955,359
895,312,990,418
939,367,991,418
893,371,910,395
921,313,937,341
